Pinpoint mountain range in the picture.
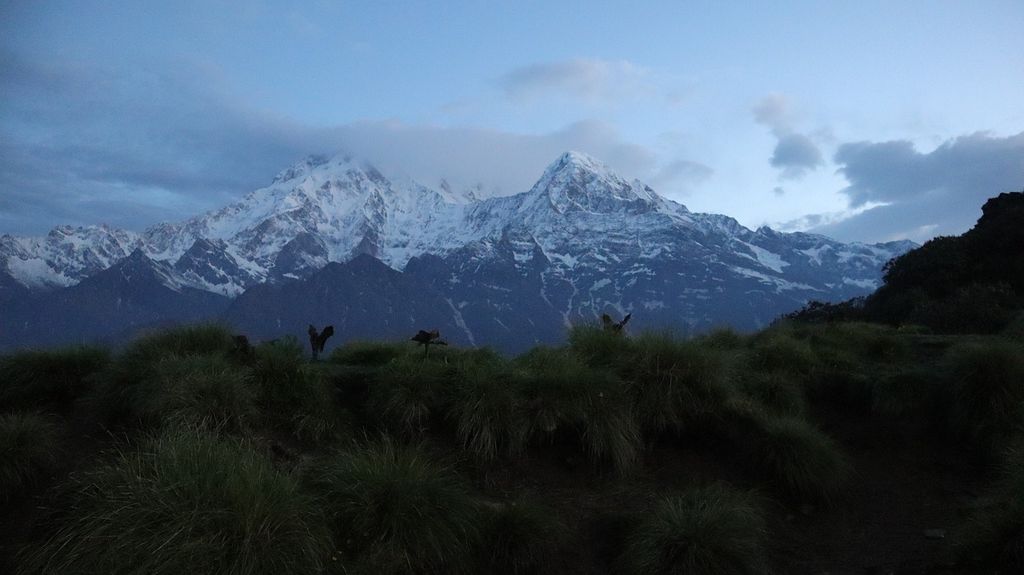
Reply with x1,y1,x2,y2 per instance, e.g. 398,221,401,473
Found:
0,152,914,353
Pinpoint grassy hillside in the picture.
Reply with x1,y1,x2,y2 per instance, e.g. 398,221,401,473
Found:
2,320,1022,573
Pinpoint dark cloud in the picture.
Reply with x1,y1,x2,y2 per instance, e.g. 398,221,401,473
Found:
753,94,825,180
835,132,1024,207
809,131,1024,242
0,52,673,235
752,93,792,134
770,133,824,178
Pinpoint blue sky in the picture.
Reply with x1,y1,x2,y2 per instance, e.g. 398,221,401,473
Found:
2,0,1023,243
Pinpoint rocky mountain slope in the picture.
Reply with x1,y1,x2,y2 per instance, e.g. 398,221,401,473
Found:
0,152,914,352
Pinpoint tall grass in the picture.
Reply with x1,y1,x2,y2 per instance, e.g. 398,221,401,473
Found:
0,412,61,501
627,333,733,436
620,484,767,575
251,338,343,442
747,329,818,379
308,439,480,574
517,348,640,473
446,360,529,460
943,340,1024,458
330,340,408,367
86,324,239,425
366,355,454,436
478,500,564,575
960,441,1024,571
748,414,851,503
567,324,636,369
19,427,331,575
133,354,257,430
737,372,806,418
0,346,110,411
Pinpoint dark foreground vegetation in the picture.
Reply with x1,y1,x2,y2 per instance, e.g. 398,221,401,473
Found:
1,193,1022,574
0,318,1021,574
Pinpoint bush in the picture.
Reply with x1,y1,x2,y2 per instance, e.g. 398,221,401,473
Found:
308,439,480,574
478,500,564,575
330,341,407,367
19,427,331,575
620,484,767,575
0,412,61,501
133,354,257,430
943,340,1024,457
0,346,110,411
960,441,1024,571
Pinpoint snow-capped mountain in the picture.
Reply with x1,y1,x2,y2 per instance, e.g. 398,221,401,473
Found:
0,151,914,352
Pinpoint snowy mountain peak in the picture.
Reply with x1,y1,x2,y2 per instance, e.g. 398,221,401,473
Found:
524,151,677,217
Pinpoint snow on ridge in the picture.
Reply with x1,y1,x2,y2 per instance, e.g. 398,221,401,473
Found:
1,151,907,297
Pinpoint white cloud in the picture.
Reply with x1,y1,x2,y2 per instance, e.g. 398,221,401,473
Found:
500,58,652,104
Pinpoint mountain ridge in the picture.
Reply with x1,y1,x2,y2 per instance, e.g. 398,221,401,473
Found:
0,151,916,352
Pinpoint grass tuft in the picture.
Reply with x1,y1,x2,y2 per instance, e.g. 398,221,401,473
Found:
737,372,806,418
19,426,331,575
0,412,62,501
478,500,564,575
748,414,851,502
86,324,239,425
133,354,257,430
620,484,767,575
308,438,481,574
447,361,529,460
366,356,454,436
251,338,343,443
517,348,640,473
943,340,1024,458
960,440,1024,571
330,340,408,367
568,324,635,369
0,347,110,411
628,333,733,436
